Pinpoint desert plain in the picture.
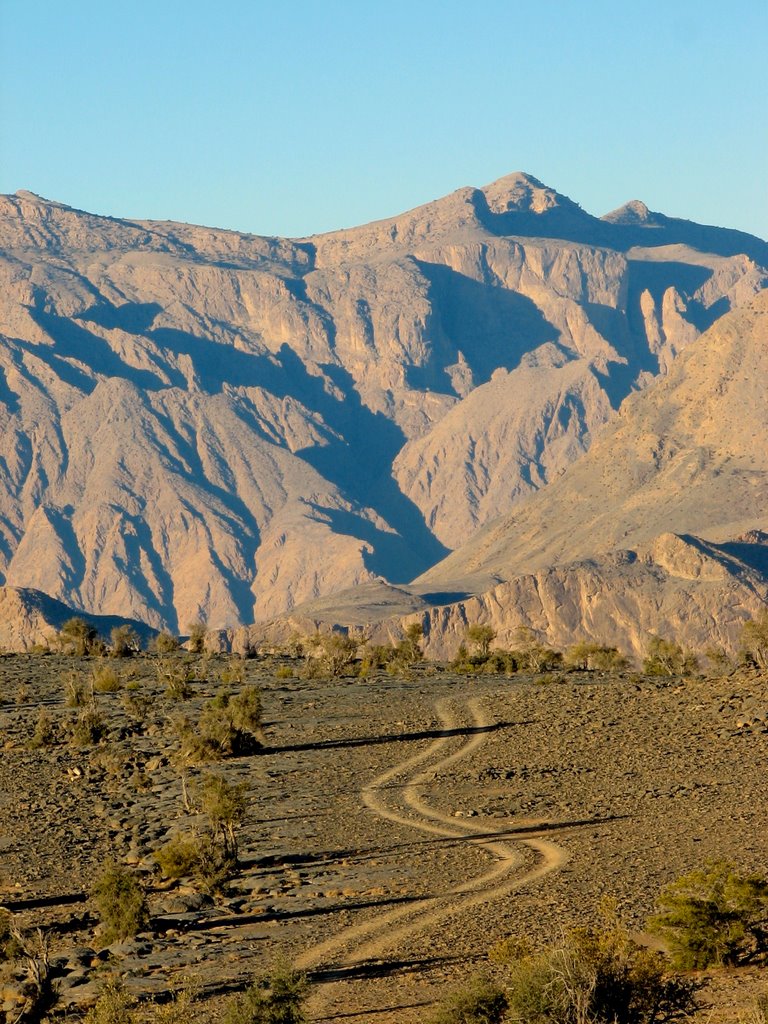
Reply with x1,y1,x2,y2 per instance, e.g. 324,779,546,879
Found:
1,651,767,1022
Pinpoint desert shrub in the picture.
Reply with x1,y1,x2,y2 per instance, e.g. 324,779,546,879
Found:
397,622,424,664
643,637,698,676
451,642,481,674
360,644,396,672
741,993,768,1024
30,708,56,748
153,630,180,654
199,773,248,860
110,625,140,658
648,861,768,969
704,645,733,675
72,704,109,746
84,976,136,1024
154,832,204,880
483,650,519,674
510,628,564,673
502,924,695,1024
429,974,508,1024
92,864,148,945
224,962,307,1024
564,643,630,672
93,663,121,692
467,624,497,659
59,616,99,656
304,633,359,677
121,690,152,719
221,658,246,685
741,610,768,672
64,669,90,707
178,686,262,761
0,910,23,961
156,658,194,699
274,665,293,679
187,621,207,654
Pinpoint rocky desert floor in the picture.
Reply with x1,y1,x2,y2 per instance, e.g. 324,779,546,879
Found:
1,652,767,1022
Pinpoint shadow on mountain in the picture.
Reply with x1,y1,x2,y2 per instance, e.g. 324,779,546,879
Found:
413,260,559,389
146,330,447,581
288,360,449,580
30,310,168,391
78,301,163,333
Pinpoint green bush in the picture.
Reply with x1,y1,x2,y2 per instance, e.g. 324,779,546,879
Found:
84,976,135,1024
466,624,497,659
154,832,203,880
224,962,307,1024
649,861,768,968
500,924,695,1024
199,773,248,861
64,669,90,707
92,864,149,945
304,633,359,677
429,974,508,1024
564,643,629,672
643,637,698,676
177,687,262,762
220,658,246,685
156,657,194,699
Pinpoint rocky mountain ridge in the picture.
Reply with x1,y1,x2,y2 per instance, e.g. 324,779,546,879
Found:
0,173,765,639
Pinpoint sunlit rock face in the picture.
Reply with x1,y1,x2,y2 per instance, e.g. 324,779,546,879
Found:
0,176,765,630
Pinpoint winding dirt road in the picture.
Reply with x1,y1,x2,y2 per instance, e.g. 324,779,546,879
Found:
296,696,569,1014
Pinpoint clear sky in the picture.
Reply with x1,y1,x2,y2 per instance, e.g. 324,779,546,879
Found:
1,0,766,240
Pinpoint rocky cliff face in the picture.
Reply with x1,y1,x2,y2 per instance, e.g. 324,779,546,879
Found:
0,175,765,631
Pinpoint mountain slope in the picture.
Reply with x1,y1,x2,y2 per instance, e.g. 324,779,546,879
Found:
0,176,765,629
418,291,768,590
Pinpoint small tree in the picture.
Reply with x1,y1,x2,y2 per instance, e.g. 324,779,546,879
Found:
59,617,98,656
649,861,768,969
741,610,768,671
110,625,139,658
187,621,207,654
467,624,497,660
643,637,698,677
199,773,248,862
564,643,629,672
305,633,359,677
153,630,180,654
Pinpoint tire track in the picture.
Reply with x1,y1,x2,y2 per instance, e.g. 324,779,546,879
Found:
297,697,568,977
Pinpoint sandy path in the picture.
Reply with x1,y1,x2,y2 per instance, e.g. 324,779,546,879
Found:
297,696,568,1014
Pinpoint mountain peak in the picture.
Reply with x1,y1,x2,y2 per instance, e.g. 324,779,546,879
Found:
602,199,657,225
480,171,575,215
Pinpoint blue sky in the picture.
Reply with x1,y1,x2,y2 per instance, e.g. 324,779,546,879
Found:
1,0,766,239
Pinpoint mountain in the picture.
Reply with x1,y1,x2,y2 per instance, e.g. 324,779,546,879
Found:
0,175,765,633
417,292,768,589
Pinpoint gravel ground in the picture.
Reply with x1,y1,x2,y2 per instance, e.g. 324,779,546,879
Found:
0,653,766,1022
